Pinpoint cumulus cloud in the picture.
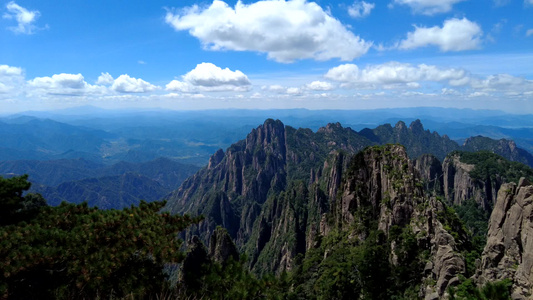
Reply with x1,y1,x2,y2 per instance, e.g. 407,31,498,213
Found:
165,0,372,63
0,65,24,93
393,0,465,15
286,87,302,95
469,74,533,92
96,72,114,85
167,63,251,92
27,73,87,95
325,62,467,89
348,1,375,18
111,74,158,93
306,80,334,91
3,1,42,34
183,63,250,87
398,18,483,52
166,80,194,93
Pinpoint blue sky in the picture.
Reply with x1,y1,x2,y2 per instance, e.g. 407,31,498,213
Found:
0,0,532,113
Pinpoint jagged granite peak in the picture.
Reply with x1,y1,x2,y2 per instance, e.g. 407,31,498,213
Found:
334,145,423,230
477,178,533,299
324,145,466,298
164,119,533,297
317,122,344,134
359,120,461,160
209,227,239,265
395,120,407,131
208,149,224,169
409,119,425,132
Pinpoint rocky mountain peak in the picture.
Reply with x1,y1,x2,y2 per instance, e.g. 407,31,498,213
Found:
208,149,225,169
409,119,424,132
245,118,286,159
317,122,344,134
209,227,239,265
395,120,407,131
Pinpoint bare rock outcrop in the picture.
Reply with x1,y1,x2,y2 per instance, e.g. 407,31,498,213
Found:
477,178,533,299
209,227,239,265
333,145,466,298
443,154,498,210
415,154,444,196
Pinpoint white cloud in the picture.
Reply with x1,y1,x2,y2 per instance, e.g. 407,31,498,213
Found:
111,74,158,93
166,63,251,92
262,85,287,93
527,29,533,37
470,74,533,92
0,65,23,77
183,63,250,88
165,0,372,63
166,80,193,93
325,62,467,88
398,18,483,52
96,72,114,85
393,0,465,15
3,1,42,34
286,87,302,95
0,65,24,94
306,80,334,91
29,73,85,89
26,73,109,96
348,1,375,18
527,0,533,5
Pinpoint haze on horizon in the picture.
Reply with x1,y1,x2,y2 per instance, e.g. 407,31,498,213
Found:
1,0,532,114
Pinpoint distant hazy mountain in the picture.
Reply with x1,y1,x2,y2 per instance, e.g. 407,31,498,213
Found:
2,107,533,166
35,173,169,209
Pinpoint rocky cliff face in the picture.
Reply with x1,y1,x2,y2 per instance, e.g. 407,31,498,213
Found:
165,119,372,253
477,178,533,299
443,154,496,210
327,145,466,299
414,154,444,196
166,119,533,298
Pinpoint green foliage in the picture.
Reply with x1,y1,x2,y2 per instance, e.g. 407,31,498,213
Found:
449,277,512,300
454,199,490,277
436,203,469,248
453,150,533,183
0,198,200,299
0,175,32,225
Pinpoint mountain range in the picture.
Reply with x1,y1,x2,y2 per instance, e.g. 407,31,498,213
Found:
165,119,533,299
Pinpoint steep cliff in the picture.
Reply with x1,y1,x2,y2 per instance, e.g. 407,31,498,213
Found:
477,178,533,299
165,119,373,250
322,145,467,299
414,154,444,196
166,119,533,298
443,154,495,210
442,151,533,211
